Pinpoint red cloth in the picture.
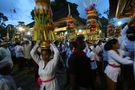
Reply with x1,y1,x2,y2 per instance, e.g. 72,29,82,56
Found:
37,77,55,86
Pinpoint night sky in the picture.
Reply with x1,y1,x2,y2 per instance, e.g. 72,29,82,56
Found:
0,0,128,25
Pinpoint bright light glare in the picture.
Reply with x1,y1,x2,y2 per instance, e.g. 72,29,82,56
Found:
65,31,68,35
79,29,82,32
50,0,55,2
27,32,31,35
18,27,25,32
117,21,122,26
99,30,102,33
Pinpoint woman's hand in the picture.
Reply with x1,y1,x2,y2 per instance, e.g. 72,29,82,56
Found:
36,40,41,45
124,57,132,60
50,43,59,55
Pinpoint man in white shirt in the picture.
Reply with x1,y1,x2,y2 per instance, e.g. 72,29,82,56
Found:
119,17,135,90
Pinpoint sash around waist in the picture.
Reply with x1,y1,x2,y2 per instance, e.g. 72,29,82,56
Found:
108,64,120,68
37,77,55,85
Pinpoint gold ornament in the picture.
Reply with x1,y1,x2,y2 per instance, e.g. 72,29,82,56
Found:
40,40,50,49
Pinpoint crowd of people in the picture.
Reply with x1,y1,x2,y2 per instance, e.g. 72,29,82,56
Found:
0,18,134,90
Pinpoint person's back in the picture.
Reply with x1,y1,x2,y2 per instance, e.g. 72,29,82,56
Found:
68,35,94,89
69,53,92,88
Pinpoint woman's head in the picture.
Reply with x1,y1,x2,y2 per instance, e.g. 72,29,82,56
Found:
104,39,119,51
41,49,51,63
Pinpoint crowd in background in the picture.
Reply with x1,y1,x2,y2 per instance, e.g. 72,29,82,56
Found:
0,17,134,90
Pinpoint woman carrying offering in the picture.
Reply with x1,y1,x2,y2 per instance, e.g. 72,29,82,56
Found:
30,41,60,90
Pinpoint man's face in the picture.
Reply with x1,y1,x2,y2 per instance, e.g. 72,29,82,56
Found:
127,26,135,41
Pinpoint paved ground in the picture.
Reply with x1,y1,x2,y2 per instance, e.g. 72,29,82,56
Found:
12,66,38,90
11,65,132,90
11,65,106,90
12,65,69,90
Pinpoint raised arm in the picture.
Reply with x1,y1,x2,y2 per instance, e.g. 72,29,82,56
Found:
51,43,59,62
30,41,40,64
108,50,133,65
28,40,32,47
45,43,60,74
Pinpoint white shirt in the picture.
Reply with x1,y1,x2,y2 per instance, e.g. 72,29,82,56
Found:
119,25,135,79
89,51,98,70
23,43,31,59
95,45,102,55
104,50,133,82
30,44,60,90
15,45,24,58
84,46,98,70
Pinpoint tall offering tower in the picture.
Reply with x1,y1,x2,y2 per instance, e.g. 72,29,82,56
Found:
66,4,75,29
33,0,55,48
66,4,76,40
85,4,99,40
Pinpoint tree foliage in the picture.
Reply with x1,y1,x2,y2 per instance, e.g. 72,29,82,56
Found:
0,25,7,37
0,12,8,26
31,10,34,20
6,24,16,40
0,12,8,37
